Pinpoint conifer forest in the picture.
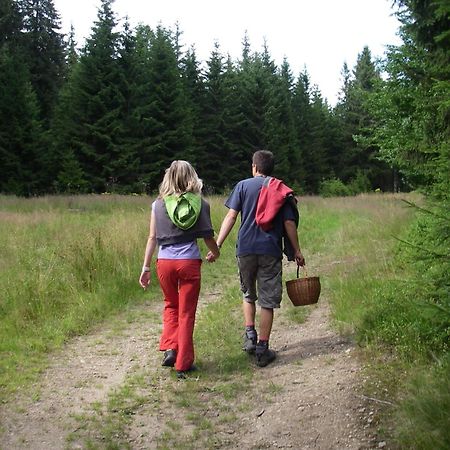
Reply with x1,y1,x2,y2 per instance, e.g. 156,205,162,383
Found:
0,0,448,248
4,0,442,197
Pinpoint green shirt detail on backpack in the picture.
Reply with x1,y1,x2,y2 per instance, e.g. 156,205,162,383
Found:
164,193,202,230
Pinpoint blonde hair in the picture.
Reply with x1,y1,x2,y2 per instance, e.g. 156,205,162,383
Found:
159,160,203,198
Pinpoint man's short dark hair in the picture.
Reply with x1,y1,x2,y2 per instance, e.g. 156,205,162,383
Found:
252,150,274,176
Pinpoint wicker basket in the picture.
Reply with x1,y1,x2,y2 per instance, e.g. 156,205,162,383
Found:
286,266,321,306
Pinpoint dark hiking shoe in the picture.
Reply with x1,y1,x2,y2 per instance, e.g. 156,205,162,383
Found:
162,349,177,367
255,345,276,367
242,330,257,354
176,365,197,379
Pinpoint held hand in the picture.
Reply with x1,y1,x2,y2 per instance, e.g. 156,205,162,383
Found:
295,250,305,267
139,270,151,289
206,250,219,263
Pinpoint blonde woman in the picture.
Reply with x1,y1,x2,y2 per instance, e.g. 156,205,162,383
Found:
139,161,220,379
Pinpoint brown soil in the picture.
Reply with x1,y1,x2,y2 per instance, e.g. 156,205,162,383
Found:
0,276,389,450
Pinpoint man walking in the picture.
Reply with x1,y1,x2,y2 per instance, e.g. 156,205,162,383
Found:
208,150,305,367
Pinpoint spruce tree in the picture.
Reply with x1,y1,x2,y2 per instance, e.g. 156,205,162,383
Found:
292,69,312,191
20,0,66,123
0,0,48,195
304,88,331,193
0,45,42,195
371,0,449,195
0,0,23,48
236,50,270,157
334,46,393,191
221,55,248,186
66,24,79,70
199,41,228,188
180,45,206,170
352,47,393,190
141,25,190,191
368,3,450,415
55,0,124,192
120,24,156,193
111,19,141,192
265,58,297,184
49,59,89,192
232,32,261,174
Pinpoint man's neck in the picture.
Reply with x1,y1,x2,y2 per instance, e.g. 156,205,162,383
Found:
254,172,267,177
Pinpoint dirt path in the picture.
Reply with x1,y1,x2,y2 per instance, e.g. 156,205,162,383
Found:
0,285,386,450
235,301,378,450
0,301,162,450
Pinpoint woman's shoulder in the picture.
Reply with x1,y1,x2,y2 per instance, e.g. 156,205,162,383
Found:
152,197,164,211
200,197,211,210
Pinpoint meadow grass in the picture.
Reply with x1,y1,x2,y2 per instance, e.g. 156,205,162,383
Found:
0,194,158,399
2,192,447,449
0,193,411,401
313,193,449,449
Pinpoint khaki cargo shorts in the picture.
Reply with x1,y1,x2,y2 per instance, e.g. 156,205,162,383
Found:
237,254,283,309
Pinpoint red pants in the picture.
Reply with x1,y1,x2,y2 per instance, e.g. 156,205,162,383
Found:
156,259,202,371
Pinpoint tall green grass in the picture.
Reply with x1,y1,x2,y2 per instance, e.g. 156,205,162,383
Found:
317,193,449,449
0,194,240,400
0,195,159,398
394,354,450,450
0,193,410,400
3,193,446,450
311,194,418,335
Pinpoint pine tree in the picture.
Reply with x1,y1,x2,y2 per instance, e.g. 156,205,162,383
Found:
20,0,66,123
0,45,42,195
265,58,297,184
292,69,312,191
180,45,206,169
198,41,228,188
141,25,190,190
334,46,393,190
0,0,23,48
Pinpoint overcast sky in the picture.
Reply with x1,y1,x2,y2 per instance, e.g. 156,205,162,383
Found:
53,0,402,105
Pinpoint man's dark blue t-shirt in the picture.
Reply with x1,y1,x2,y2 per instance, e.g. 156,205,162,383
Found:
225,176,295,258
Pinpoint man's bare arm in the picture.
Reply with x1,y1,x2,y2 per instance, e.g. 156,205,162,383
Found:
284,219,305,266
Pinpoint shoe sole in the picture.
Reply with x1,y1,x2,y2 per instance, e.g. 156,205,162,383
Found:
256,352,276,367
162,359,175,367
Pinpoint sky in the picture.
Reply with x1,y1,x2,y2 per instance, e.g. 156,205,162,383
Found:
53,0,403,106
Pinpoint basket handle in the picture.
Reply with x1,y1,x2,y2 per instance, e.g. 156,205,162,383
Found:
296,265,308,278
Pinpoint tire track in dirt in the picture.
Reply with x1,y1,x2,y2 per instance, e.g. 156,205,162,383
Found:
0,289,225,450
0,301,162,450
0,282,384,449
233,299,380,449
